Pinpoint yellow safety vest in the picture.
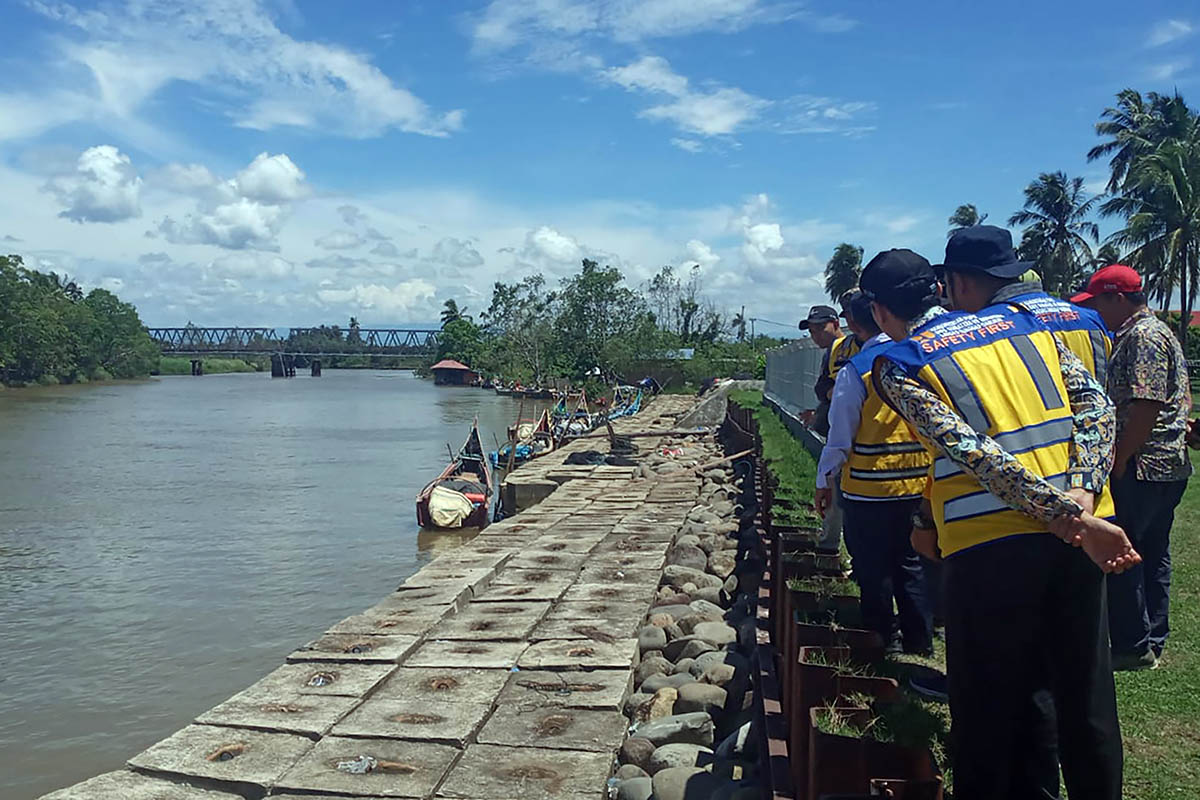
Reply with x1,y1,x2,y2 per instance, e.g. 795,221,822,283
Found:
1004,291,1112,384
882,309,1114,557
840,343,932,501
827,334,861,382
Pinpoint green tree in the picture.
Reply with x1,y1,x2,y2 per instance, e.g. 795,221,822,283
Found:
82,289,159,378
730,307,747,342
439,299,470,327
1093,243,1123,268
1008,172,1099,296
948,204,988,236
1089,89,1195,193
436,318,484,366
348,316,361,343
556,258,654,374
824,243,863,302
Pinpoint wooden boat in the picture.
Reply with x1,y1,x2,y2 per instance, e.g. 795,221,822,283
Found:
415,421,493,529
494,384,513,396
491,409,555,469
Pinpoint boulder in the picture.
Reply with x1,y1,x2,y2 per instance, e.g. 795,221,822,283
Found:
647,743,714,774
663,635,704,662
689,599,726,618
663,622,685,642
672,657,696,676
650,603,694,621
679,639,717,661
635,655,673,685
614,776,654,800
675,534,702,549
689,651,750,679
646,686,678,720
640,672,697,693
666,544,708,572
647,613,674,628
707,551,737,579
616,764,650,780
699,663,737,688
638,625,668,653
693,621,737,647
652,767,721,800
620,737,656,771
663,565,723,591
634,712,715,747
675,682,728,717
625,691,652,716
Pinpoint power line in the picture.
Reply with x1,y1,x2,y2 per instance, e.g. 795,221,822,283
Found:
749,317,796,329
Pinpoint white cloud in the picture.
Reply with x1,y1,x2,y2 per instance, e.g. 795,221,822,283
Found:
1148,59,1191,80
339,204,367,226
317,278,437,314
315,230,366,250
371,241,401,257
44,145,142,223
605,55,691,94
18,0,463,141
1147,19,1194,47
671,138,704,153
683,239,720,268
209,252,295,278
522,225,583,264
235,153,309,204
158,198,289,250
432,237,485,268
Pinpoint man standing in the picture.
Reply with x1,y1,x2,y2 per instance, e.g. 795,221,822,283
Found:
815,290,933,653
800,303,856,554
861,248,1138,800
1073,265,1191,670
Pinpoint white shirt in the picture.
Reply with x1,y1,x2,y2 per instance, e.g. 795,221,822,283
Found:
815,332,891,490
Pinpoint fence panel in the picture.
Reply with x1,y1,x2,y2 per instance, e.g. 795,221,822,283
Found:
764,339,825,419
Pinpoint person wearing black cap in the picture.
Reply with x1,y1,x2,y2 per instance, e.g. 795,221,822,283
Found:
815,289,933,654
861,247,1139,800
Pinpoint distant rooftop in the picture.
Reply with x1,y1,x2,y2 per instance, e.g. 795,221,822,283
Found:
430,359,472,371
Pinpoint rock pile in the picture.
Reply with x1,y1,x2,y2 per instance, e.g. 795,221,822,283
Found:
610,443,762,800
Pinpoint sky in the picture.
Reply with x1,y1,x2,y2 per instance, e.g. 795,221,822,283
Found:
0,0,1195,330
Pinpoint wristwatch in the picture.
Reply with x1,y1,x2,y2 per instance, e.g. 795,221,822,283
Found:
910,508,935,530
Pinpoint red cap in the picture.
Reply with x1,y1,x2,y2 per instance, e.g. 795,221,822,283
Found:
1070,264,1142,303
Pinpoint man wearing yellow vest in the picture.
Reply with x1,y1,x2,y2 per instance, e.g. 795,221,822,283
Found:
861,247,1139,800
815,290,934,654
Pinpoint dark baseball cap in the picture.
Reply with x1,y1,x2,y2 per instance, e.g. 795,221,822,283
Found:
840,290,874,326
939,225,1032,279
860,249,938,301
798,305,838,330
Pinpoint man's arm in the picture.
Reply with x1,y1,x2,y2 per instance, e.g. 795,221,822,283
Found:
1114,400,1164,477
1053,339,1116,508
814,348,834,403
814,367,866,515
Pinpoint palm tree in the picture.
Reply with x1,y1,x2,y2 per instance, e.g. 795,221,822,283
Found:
1092,243,1123,269
1104,135,1200,339
440,299,471,328
1008,172,1099,296
1089,89,1195,193
731,307,747,342
824,243,863,303
948,204,987,236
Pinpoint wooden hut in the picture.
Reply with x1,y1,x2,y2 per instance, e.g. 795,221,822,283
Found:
430,359,477,386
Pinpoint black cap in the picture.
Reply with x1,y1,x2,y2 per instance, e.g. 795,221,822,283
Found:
860,249,938,301
798,305,838,330
939,225,1031,278
841,290,874,326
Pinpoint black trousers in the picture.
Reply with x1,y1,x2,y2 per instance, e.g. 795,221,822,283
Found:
945,534,1123,800
841,497,932,652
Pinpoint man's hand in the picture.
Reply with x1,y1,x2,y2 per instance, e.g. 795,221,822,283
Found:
1066,488,1095,517
1051,512,1141,574
910,527,940,561
814,487,833,519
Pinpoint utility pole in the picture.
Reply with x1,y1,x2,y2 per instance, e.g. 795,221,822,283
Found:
749,318,757,342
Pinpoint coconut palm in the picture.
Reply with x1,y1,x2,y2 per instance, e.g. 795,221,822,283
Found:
731,308,747,342
440,299,471,328
947,204,988,236
1008,172,1099,296
1104,136,1200,338
1092,243,1123,269
1089,89,1195,193
824,243,863,303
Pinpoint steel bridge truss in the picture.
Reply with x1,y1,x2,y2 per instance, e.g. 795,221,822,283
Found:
145,327,439,355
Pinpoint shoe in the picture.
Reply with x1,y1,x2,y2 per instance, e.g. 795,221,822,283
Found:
909,670,949,703
884,638,904,656
1111,650,1159,672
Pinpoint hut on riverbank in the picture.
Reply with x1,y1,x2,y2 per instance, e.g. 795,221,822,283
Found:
430,359,477,386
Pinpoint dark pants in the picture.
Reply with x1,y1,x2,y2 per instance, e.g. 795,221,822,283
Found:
945,534,1123,800
1109,470,1187,657
841,497,932,652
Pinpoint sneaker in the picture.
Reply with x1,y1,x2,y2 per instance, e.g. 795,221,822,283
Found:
884,638,904,656
1112,650,1159,672
909,670,949,703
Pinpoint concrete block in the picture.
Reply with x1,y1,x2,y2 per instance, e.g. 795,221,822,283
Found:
502,477,560,513
402,567,495,592
39,771,242,800
372,667,508,705
593,536,670,557
531,614,644,641
326,604,451,636
492,568,576,587
476,704,627,752
242,663,396,698
472,581,570,602
436,743,613,799
507,549,590,571
521,536,602,553
127,724,312,788
518,638,639,671
548,600,655,631
196,689,360,736
404,639,528,669
586,551,667,571
578,566,663,586
274,735,458,798
429,600,551,641
385,584,471,609
287,633,418,664
561,582,655,607
423,551,511,572
330,697,492,745
498,669,632,711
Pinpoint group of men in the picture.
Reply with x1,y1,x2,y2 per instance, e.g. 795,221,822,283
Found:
801,225,1191,799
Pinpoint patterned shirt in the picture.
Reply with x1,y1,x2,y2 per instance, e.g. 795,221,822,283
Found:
875,305,1115,524
1108,307,1192,482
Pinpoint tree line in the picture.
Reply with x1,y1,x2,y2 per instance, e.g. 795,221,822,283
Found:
0,255,159,385
432,258,770,387
822,88,1200,342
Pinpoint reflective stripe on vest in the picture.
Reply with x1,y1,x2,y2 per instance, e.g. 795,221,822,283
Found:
839,341,932,502
827,335,861,382
1006,292,1111,382
883,308,1094,556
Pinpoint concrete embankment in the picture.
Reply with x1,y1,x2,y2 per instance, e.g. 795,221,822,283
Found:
43,393,763,800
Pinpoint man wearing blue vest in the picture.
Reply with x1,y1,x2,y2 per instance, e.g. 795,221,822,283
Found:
815,290,933,654
860,248,1139,800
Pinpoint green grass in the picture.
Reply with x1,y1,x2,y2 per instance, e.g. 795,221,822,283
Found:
157,357,260,375
738,389,1200,798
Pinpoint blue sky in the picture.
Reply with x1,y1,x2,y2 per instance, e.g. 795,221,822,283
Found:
0,0,1194,329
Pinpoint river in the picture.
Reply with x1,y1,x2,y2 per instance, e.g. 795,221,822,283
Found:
0,370,534,799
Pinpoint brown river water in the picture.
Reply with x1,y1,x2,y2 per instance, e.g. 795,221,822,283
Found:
0,370,533,798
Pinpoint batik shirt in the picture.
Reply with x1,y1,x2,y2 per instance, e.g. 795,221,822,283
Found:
874,305,1115,524
1108,307,1192,482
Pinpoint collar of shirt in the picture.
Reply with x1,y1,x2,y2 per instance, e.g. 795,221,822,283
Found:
860,331,892,353
989,281,1043,305
905,304,948,336
1114,306,1155,340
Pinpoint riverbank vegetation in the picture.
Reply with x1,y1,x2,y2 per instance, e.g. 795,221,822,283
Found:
434,259,775,390
156,357,262,375
0,255,159,386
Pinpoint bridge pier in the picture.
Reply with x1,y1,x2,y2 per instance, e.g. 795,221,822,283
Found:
190,359,203,376
311,359,321,377
271,354,285,378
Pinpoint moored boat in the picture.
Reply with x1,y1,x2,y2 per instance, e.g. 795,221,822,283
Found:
415,421,493,529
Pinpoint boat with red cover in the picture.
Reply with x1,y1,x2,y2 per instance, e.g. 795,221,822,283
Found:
415,421,493,529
